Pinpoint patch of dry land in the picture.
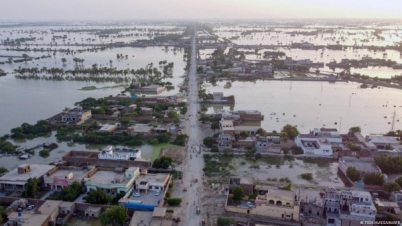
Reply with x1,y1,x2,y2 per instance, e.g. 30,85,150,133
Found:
160,146,186,164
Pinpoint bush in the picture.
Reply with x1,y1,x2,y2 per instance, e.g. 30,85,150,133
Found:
217,216,235,226
39,149,50,157
301,173,313,181
166,198,182,206
364,172,384,186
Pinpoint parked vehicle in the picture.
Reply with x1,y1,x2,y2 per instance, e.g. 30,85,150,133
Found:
155,191,160,196
27,205,35,210
133,192,140,197
247,201,253,207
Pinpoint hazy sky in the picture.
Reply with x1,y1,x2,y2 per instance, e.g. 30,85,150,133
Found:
1,0,401,21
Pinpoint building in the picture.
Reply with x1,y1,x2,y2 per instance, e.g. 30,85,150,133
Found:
130,124,154,136
5,212,50,226
262,65,273,73
135,173,170,193
140,85,166,94
219,120,235,135
338,156,382,182
217,133,233,151
61,107,91,124
97,124,118,133
296,189,326,226
43,166,92,190
212,92,224,101
62,150,152,168
98,145,141,160
85,206,102,218
234,126,260,136
324,188,377,226
237,110,262,121
37,200,63,224
153,127,169,134
366,135,400,149
295,128,342,156
84,167,139,194
229,176,254,195
375,198,401,220
222,67,244,73
140,107,153,116
0,164,55,191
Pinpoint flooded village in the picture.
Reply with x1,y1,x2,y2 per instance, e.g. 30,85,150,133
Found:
0,19,402,226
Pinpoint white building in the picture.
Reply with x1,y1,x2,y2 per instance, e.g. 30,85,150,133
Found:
212,92,224,101
98,145,141,160
262,65,273,73
135,173,170,193
295,128,342,156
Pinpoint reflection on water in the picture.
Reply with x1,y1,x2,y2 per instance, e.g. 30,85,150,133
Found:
2,132,155,170
205,80,402,134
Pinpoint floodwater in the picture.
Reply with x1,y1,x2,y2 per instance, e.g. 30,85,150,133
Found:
0,46,185,135
2,132,155,170
205,80,402,134
213,24,402,78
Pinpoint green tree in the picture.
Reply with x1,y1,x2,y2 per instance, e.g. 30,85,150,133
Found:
383,182,401,194
346,166,361,182
256,128,266,136
61,58,67,65
86,189,112,205
167,111,179,120
349,126,361,133
120,120,130,127
232,186,244,200
239,131,249,139
100,206,128,226
363,172,385,186
152,158,161,168
60,181,82,201
395,176,402,187
165,198,182,206
280,132,288,143
0,206,3,225
211,122,220,131
217,216,235,226
0,167,8,174
180,107,187,115
281,124,299,140
22,177,39,198
203,136,216,148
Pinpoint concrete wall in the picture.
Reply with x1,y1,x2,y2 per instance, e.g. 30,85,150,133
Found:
226,203,300,221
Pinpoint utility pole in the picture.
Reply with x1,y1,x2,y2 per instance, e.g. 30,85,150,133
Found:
391,110,396,132
348,96,351,107
340,117,342,133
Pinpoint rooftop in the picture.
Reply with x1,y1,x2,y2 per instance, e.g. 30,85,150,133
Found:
240,177,253,185
8,212,49,226
340,157,380,173
88,169,130,185
45,167,89,182
0,164,55,183
267,188,294,200
367,135,400,144
131,124,154,133
38,200,63,215
152,207,167,218
297,189,324,206
98,124,117,132
137,173,170,185
130,211,153,226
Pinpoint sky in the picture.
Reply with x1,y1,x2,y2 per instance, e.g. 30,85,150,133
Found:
1,0,401,21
